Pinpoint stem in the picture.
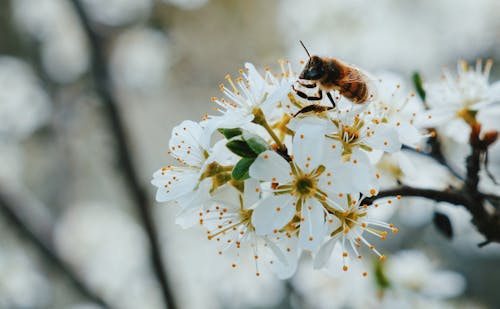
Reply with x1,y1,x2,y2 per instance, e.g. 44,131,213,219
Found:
254,107,285,150
0,190,112,308
69,2,177,308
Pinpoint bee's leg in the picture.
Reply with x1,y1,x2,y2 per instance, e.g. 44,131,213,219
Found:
293,104,332,117
293,86,323,101
297,81,317,88
326,92,336,108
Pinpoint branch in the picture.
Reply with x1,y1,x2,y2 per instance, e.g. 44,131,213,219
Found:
69,2,177,308
0,189,112,308
363,186,468,206
364,185,500,246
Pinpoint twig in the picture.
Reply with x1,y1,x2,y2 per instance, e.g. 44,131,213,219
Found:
363,186,468,206
0,189,112,308
69,1,177,308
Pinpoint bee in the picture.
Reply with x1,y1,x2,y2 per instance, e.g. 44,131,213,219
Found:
292,41,376,109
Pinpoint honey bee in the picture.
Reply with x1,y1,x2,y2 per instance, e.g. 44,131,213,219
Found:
292,41,376,108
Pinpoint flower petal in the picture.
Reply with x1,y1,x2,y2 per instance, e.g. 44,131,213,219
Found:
251,194,296,235
366,123,401,153
169,120,206,166
151,168,199,202
292,123,326,173
249,150,293,183
313,237,337,269
299,198,326,251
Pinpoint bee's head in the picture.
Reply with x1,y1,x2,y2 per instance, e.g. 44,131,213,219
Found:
300,56,325,80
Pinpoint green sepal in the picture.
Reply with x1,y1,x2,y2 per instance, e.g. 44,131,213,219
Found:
412,72,426,101
232,158,255,181
226,140,258,158
218,128,243,139
243,132,269,154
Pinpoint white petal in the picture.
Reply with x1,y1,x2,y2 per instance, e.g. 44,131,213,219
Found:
325,159,378,196
366,123,401,153
261,80,292,112
243,178,261,208
323,139,343,165
292,123,326,173
251,194,296,235
175,206,202,229
265,236,300,279
249,150,293,183
244,62,265,102
397,121,423,146
168,120,207,166
313,237,337,269
210,183,240,209
417,108,455,127
299,198,326,251
176,178,212,209
151,168,199,202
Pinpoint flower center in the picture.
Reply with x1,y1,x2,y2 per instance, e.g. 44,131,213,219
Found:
293,175,317,198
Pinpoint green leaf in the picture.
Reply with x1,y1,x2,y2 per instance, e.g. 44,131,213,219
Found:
226,140,257,158
243,132,269,154
218,128,243,139
232,158,255,180
412,72,426,101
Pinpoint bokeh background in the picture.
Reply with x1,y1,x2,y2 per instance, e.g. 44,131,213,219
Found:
1,0,500,308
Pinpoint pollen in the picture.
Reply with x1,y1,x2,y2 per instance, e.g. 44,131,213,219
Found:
343,265,348,271
370,189,377,195
276,207,281,212
263,154,269,159
362,272,368,277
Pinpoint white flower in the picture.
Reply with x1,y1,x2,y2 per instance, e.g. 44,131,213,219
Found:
314,195,398,272
151,120,235,216
423,60,500,141
203,61,296,139
249,123,378,252
386,250,466,299
201,180,262,273
369,73,427,148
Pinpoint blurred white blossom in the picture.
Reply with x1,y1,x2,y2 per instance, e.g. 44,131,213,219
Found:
163,0,210,10
110,28,172,93
0,245,51,308
54,202,164,309
0,57,50,139
12,0,89,83
80,0,152,26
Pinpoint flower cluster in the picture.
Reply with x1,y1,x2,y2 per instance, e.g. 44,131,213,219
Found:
152,59,428,278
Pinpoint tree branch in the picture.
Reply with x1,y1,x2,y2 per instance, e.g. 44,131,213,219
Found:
69,1,177,308
0,189,112,308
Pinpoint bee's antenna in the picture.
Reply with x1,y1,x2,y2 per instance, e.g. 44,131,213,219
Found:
299,40,311,58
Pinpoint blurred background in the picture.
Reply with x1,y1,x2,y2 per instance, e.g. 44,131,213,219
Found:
1,0,500,308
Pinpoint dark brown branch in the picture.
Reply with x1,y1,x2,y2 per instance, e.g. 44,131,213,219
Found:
69,1,177,308
363,186,468,206
0,190,112,308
